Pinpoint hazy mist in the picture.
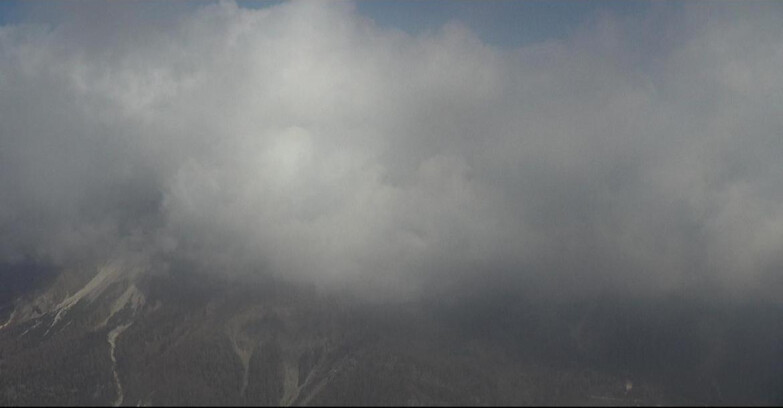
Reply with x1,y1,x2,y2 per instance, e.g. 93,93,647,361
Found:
1,1,782,302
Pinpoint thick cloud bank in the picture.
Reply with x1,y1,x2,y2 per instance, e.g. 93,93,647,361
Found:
1,2,782,300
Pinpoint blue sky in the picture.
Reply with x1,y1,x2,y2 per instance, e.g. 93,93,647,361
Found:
0,1,653,47
0,1,20,26
354,1,652,46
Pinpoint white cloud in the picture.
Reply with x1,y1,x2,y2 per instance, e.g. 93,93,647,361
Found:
1,1,782,301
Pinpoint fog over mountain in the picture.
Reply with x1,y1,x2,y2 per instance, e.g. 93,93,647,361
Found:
1,1,783,405
2,1,783,302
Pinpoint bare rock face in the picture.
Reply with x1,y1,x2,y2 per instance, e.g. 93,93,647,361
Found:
1,261,782,406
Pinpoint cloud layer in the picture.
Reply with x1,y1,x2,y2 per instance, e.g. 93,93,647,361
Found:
1,1,782,301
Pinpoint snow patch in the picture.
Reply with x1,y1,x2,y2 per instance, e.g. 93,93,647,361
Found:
0,310,15,331
108,322,133,407
50,260,142,330
100,284,146,328
19,319,42,338
280,360,300,406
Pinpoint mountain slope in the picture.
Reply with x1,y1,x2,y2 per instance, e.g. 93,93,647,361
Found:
1,263,781,406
